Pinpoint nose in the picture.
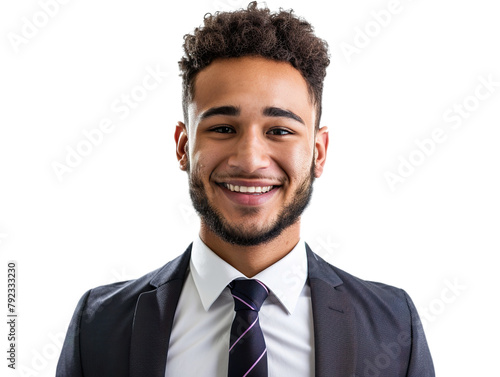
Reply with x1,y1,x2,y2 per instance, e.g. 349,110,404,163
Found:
227,128,271,174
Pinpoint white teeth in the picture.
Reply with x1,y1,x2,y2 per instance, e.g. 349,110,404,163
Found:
223,184,274,194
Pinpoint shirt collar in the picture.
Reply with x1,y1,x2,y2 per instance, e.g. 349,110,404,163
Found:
190,234,308,315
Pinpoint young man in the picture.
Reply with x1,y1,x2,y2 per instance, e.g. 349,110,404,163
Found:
57,3,434,376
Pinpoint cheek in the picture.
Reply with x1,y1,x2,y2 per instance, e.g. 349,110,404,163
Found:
190,145,224,179
189,151,206,177
277,144,314,179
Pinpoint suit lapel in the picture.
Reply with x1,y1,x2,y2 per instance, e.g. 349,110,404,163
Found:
129,247,191,377
129,244,355,376
307,245,357,377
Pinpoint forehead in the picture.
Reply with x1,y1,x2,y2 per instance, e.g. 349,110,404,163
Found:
189,56,315,125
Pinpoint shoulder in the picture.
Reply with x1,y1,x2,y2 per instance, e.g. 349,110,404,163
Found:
57,248,192,376
306,248,435,374
307,247,414,319
80,267,161,323
78,246,191,323
332,263,407,302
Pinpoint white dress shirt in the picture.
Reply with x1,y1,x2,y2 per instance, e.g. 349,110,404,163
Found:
164,235,315,377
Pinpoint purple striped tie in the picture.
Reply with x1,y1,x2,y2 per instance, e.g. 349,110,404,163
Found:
228,279,269,377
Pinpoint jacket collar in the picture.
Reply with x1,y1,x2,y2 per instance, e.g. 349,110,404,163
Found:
129,245,191,377
306,244,357,377
129,243,356,377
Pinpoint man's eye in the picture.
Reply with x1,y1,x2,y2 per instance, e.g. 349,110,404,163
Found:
211,126,235,133
268,128,292,136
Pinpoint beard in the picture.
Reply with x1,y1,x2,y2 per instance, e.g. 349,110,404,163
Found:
187,160,315,247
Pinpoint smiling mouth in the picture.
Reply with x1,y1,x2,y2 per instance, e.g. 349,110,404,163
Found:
219,183,280,194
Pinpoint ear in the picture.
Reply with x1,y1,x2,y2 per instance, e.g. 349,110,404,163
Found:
314,126,329,178
174,121,189,171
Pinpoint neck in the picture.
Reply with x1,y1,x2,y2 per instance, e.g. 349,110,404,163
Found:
199,222,301,277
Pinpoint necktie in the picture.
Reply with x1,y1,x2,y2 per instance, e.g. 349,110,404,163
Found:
228,279,269,377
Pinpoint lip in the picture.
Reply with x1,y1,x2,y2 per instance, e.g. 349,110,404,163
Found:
218,179,282,187
216,182,280,206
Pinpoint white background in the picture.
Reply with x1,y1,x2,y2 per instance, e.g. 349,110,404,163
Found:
1,0,499,375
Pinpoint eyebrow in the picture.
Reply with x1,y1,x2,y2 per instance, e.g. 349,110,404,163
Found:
263,106,305,125
199,105,305,125
200,106,240,120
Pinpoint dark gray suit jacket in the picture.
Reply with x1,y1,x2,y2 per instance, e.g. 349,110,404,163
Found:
56,244,435,376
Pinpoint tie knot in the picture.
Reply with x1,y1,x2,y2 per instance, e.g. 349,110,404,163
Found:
229,279,269,312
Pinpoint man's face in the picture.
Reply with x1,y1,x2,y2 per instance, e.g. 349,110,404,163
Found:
175,56,328,246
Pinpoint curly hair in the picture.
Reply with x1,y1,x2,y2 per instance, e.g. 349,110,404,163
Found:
179,1,330,129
